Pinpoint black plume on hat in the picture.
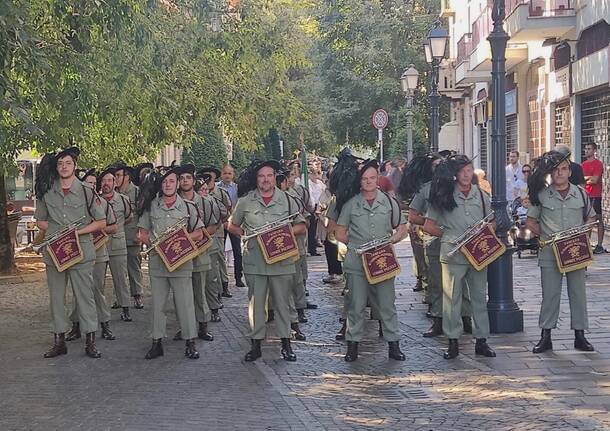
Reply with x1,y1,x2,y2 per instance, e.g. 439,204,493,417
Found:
528,150,570,206
35,153,58,199
56,147,80,161
329,148,361,213
398,154,440,203
429,154,473,212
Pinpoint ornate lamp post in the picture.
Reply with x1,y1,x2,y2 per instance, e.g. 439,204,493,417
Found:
401,65,419,161
487,0,523,333
425,21,448,153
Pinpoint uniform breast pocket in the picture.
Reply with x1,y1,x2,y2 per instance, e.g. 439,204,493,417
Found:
564,199,585,225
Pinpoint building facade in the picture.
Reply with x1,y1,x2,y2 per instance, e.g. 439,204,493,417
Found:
439,0,610,224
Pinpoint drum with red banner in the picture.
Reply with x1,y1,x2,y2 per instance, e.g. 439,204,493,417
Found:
155,227,199,272
459,224,506,271
47,229,84,272
361,243,401,285
257,224,299,264
552,232,593,273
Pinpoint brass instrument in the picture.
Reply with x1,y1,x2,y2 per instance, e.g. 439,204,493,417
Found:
242,213,300,241
447,212,495,257
141,219,188,257
32,216,86,253
356,235,392,255
538,222,598,248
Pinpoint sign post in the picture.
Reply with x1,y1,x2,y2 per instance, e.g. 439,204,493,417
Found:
372,109,389,161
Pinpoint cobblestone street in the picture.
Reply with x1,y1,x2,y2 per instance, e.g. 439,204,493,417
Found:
2,240,610,430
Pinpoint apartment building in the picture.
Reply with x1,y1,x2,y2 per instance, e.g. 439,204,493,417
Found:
439,0,609,222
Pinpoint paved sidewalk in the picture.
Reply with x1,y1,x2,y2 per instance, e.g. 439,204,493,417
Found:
1,241,610,430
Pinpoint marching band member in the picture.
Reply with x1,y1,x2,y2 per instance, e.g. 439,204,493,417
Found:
66,169,117,342
201,166,233,300
335,159,408,362
114,162,147,309
227,160,307,362
137,166,204,360
98,166,134,323
400,154,472,338
35,147,107,358
424,155,496,359
175,165,216,342
526,150,596,353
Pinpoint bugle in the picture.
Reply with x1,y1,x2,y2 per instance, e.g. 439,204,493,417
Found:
538,222,598,248
242,213,300,241
32,216,86,253
447,212,495,257
141,219,188,257
356,235,392,255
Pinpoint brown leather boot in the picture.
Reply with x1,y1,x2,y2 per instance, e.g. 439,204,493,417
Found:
85,332,102,358
43,333,67,358
65,322,81,341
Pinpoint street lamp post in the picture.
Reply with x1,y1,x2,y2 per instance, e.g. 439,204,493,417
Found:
425,21,448,153
401,65,419,161
487,0,523,333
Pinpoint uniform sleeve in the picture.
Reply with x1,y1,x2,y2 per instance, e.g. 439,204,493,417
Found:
229,197,245,226
583,192,596,220
409,189,426,214
527,203,541,220
336,199,352,227
425,205,440,223
122,194,132,219
89,193,107,221
203,198,219,227
34,197,49,221
138,210,152,231
483,192,493,218
389,195,405,227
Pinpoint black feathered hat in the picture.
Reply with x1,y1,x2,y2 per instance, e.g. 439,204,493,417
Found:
113,161,135,180
136,170,162,217
76,168,97,182
429,154,474,212
236,159,282,198
96,166,117,191
35,153,58,200
329,148,362,213
358,159,379,178
133,163,154,187
397,153,441,203
528,150,571,206
56,147,80,161
198,166,221,179
178,164,197,177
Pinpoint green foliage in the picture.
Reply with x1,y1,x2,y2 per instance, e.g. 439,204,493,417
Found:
182,117,228,169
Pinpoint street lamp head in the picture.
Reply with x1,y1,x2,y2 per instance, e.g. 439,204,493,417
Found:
400,64,419,93
427,21,449,60
423,41,433,64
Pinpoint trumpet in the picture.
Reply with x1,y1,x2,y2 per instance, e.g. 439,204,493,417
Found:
141,219,188,257
538,222,598,248
356,235,392,255
242,213,300,241
447,212,495,257
32,216,87,253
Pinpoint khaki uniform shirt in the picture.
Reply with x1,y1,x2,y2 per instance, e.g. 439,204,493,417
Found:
138,194,203,277
410,182,441,256
105,191,131,256
230,188,306,276
96,198,117,264
527,184,595,268
287,186,308,256
34,179,107,267
186,193,219,272
426,184,492,265
337,191,405,275
123,182,139,247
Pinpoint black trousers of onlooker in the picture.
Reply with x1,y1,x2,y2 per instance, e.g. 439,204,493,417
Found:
307,215,319,254
224,230,243,280
324,238,343,276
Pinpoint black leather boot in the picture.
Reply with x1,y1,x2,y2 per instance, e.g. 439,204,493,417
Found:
335,321,346,341
185,339,200,359
412,278,423,292
133,295,144,309
425,304,432,319
111,301,120,309
145,339,164,359
378,320,384,338
266,309,275,323
281,338,297,361
532,329,552,354
444,339,459,359
388,341,406,361
306,301,318,310
297,308,308,323
345,341,359,362
66,322,81,341
291,322,306,341
173,330,183,341
236,277,245,287
85,332,102,358
210,309,221,322
198,322,214,341
120,307,132,322
43,333,67,358
423,317,443,338
574,330,594,352
462,316,472,334
101,321,116,340
244,339,262,362
221,282,232,298
475,338,496,357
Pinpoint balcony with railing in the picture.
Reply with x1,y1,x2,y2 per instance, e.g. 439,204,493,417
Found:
469,5,493,71
505,0,576,43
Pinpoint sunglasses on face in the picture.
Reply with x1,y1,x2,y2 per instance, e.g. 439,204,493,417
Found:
522,170,531,174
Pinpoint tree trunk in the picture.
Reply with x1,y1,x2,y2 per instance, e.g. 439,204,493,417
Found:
0,173,16,274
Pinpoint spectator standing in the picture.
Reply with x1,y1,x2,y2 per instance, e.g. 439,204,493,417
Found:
308,169,326,256
513,163,531,199
218,164,245,287
505,151,524,203
582,142,606,254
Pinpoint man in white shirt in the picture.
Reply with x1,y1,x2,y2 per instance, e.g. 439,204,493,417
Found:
505,150,524,203
308,170,326,256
